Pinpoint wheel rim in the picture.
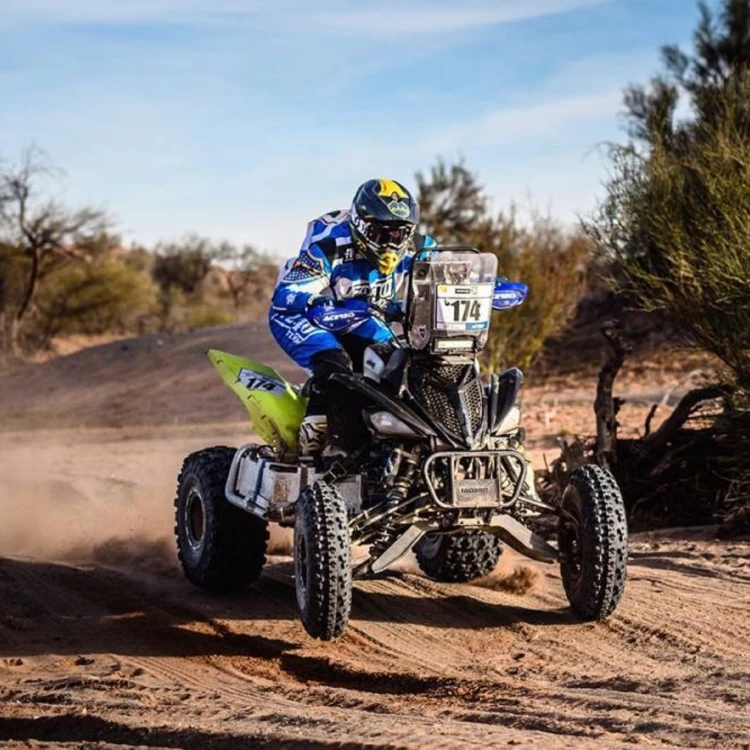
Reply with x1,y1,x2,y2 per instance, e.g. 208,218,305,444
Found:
295,531,308,611
559,486,584,586
185,484,206,552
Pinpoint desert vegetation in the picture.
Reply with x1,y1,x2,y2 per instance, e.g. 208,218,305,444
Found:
570,0,750,534
0,149,276,361
416,159,591,373
0,146,591,377
2,1,748,537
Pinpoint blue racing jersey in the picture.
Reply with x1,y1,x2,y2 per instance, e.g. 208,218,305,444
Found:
271,209,437,315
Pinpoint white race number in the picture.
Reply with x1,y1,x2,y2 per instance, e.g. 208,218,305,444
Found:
435,284,493,332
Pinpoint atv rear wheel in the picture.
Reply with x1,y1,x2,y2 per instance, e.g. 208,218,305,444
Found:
175,446,268,592
558,464,628,620
294,480,352,640
415,530,502,583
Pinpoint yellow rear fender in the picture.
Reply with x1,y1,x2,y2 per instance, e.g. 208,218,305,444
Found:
207,349,306,454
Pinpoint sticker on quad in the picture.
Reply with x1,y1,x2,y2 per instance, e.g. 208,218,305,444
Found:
207,349,306,453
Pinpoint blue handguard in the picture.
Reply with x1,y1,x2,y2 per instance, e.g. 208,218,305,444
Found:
381,299,404,323
492,277,528,310
306,296,374,333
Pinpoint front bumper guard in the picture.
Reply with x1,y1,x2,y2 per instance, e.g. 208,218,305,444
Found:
423,449,528,510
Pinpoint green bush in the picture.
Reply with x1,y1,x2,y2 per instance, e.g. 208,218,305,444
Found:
582,0,750,533
590,115,750,387
486,220,589,372
417,160,590,373
184,303,235,331
586,0,750,389
35,259,159,342
152,234,219,295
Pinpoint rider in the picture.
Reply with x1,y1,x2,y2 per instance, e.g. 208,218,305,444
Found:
270,178,437,455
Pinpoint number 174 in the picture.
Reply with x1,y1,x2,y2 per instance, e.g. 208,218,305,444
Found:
448,299,482,322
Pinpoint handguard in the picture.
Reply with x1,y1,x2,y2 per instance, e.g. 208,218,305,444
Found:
306,297,374,333
492,279,528,311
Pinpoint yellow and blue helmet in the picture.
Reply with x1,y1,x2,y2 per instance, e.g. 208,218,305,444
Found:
350,179,419,275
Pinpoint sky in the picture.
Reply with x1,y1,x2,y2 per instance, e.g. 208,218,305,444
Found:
0,0,699,257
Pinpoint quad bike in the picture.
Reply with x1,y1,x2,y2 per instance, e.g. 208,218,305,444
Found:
175,248,628,640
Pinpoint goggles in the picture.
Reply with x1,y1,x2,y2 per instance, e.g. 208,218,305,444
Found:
362,221,414,249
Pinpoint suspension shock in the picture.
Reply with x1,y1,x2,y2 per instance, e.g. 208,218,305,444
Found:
383,447,421,505
370,446,422,560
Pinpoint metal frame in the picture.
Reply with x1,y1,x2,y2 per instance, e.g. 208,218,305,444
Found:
225,444,262,515
422,449,528,509
224,443,306,521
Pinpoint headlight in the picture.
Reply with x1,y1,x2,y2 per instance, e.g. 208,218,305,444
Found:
367,411,417,437
434,338,474,351
493,404,521,435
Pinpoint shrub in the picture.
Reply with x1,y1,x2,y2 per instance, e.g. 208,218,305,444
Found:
35,259,159,343
417,160,590,373
183,303,235,331
152,234,218,295
485,217,589,373
588,110,750,388
579,0,750,533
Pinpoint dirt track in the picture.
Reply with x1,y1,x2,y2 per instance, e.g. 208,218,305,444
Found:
1,428,749,748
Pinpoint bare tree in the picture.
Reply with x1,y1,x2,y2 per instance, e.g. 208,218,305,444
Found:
415,159,488,244
0,147,109,355
216,241,271,309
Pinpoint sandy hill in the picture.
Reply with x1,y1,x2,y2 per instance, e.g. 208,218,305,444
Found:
0,322,305,431
0,309,706,438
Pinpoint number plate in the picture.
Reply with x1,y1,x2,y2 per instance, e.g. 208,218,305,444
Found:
238,369,286,395
435,284,493,332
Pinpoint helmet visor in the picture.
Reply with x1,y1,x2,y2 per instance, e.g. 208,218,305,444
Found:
364,221,414,250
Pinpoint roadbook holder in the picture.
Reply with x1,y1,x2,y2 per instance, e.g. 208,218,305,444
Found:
406,249,498,356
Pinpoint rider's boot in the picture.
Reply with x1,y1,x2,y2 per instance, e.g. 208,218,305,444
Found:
298,348,352,456
299,414,328,456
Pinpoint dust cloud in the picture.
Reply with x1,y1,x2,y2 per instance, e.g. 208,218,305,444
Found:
0,428,300,575
267,525,293,555
388,540,541,595
0,430,539,592
0,429,242,572
471,549,541,595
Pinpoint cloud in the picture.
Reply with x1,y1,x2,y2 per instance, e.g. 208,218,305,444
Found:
2,0,606,33
0,2,644,255
311,0,608,36
419,91,621,154
0,1,264,24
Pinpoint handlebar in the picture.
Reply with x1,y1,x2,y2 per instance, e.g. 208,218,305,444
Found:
308,279,527,334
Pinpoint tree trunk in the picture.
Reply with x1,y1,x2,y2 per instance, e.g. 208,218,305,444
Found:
0,311,7,354
641,385,732,454
594,321,630,469
9,315,21,357
12,246,41,355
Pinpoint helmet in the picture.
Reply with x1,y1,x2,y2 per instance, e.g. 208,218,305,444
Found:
350,179,419,275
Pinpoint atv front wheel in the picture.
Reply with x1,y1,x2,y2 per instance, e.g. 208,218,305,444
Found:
294,481,352,640
175,446,268,592
415,530,502,583
558,464,628,620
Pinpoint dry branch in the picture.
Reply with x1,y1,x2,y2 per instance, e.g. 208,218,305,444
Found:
594,321,631,469
642,384,732,454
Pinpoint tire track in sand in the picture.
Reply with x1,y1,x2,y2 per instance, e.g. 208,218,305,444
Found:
1,534,749,748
